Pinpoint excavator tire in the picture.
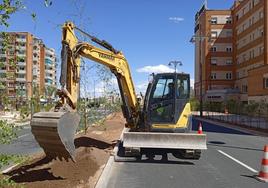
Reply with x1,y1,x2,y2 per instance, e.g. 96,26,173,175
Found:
172,149,201,160
30,111,80,161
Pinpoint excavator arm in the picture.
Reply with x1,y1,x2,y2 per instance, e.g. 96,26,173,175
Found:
59,22,139,128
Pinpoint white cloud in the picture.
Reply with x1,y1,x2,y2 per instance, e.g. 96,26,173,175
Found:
137,64,174,74
135,81,149,95
169,17,184,23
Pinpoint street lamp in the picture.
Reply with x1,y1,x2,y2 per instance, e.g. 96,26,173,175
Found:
168,60,182,73
190,33,211,117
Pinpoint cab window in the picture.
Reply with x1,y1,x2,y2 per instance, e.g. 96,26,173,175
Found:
153,78,174,99
177,77,189,98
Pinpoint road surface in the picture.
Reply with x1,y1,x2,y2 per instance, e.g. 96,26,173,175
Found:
103,118,268,188
0,124,42,156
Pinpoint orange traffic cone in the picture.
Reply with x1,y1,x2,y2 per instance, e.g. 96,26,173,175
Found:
198,122,203,134
256,145,268,182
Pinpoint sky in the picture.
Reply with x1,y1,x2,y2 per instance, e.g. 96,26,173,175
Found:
3,0,235,96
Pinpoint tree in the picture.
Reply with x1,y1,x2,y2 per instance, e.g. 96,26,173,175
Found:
45,85,56,104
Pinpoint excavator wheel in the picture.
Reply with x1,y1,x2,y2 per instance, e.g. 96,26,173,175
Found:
30,111,80,161
172,149,201,160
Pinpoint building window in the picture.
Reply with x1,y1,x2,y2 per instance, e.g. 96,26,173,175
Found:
226,60,232,65
264,78,268,89
226,47,232,52
259,11,264,19
211,46,217,52
226,73,232,79
211,17,217,24
226,17,232,24
211,73,216,79
226,31,232,37
236,72,239,79
259,46,264,54
211,59,217,65
260,28,264,36
249,49,255,59
211,31,218,38
242,85,248,93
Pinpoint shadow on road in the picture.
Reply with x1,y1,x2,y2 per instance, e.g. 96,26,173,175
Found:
116,145,195,165
132,153,194,165
192,118,252,136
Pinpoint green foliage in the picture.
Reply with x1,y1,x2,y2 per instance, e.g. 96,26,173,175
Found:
19,105,30,119
0,0,24,27
0,154,24,169
0,177,20,188
189,97,199,111
0,120,17,144
0,121,25,188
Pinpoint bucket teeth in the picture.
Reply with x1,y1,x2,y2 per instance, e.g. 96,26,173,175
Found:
30,112,80,161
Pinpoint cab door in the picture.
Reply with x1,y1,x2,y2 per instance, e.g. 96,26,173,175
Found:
147,75,175,124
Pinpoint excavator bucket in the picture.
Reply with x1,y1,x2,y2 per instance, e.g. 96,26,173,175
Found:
30,111,80,161
123,132,207,150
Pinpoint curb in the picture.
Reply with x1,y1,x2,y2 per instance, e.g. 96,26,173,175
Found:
95,128,128,188
1,163,20,174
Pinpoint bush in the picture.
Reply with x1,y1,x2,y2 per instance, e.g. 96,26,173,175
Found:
19,105,30,119
189,98,199,111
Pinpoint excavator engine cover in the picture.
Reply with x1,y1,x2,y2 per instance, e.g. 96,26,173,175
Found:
31,112,80,161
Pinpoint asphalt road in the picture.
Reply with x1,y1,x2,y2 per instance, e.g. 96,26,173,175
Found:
104,118,268,188
0,124,42,156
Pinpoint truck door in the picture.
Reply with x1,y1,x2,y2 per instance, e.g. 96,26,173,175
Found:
148,75,175,124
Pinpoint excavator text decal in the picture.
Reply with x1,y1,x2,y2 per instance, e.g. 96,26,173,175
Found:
98,53,115,61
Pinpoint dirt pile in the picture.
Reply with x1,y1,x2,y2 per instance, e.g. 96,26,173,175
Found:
3,112,125,188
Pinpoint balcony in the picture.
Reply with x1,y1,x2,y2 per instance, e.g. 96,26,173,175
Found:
17,62,26,66
16,53,26,58
45,56,54,62
16,78,26,82
16,46,26,51
17,70,26,74
16,38,26,43
33,56,39,61
45,69,55,75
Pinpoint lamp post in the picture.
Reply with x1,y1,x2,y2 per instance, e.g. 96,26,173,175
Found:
190,30,211,117
168,60,182,73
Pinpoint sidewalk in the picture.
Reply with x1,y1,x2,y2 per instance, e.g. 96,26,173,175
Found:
192,111,268,134
0,111,30,126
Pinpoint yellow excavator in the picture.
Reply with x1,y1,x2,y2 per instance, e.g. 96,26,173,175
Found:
30,22,206,162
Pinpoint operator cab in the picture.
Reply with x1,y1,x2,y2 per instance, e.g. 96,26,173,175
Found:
143,73,190,132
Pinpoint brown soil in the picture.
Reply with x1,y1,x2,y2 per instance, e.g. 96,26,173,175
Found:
2,112,125,188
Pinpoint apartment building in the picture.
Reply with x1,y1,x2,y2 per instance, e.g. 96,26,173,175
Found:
0,32,57,106
233,0,268,102
193,0,268,103
194,6,236,102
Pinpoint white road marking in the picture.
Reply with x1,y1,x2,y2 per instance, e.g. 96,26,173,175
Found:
217,150,258,173
1,163,19,173
18,133,30,139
